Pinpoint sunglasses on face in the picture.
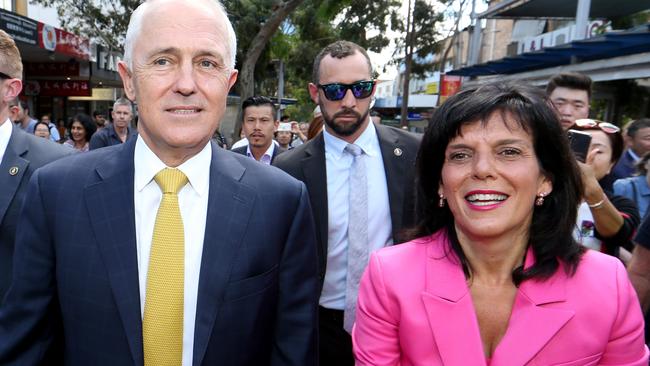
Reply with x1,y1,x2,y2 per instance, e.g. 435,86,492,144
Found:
317,80,375,101
0,71,12,80
574,119,620,134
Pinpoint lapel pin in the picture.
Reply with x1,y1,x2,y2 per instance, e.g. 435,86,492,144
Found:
9,166,19,176
393,148,403,157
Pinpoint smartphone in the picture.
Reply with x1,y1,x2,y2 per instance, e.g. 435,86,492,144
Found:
567,129,592,163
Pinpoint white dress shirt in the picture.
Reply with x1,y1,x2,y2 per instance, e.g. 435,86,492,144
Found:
320,121,392,309
246,142,276,165
133,136,210,366
0,119,12,165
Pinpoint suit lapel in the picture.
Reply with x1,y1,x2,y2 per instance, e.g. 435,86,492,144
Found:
193,143,255,365
491,252,574,366
375,125,409,236
0,127,29,223
300,134,328,269
84,139,143,365
421,236,486,366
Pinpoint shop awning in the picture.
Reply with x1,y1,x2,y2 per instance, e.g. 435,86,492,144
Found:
448,25,650,77
479,0,648,19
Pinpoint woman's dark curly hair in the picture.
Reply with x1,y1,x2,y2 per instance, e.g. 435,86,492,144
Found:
409,82,585,285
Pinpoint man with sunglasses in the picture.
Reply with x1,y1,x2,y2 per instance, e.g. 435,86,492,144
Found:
274,40,421,366
0,29,71,300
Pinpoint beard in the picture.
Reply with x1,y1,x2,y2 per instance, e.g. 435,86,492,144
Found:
321,106,369,137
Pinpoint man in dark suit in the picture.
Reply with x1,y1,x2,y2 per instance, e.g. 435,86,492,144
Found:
274,40,420,366
0,31,72,300
231,96,282,164
612,118,650,181
0,1,318,365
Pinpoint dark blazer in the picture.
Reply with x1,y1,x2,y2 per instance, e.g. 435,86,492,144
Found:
273,124,420,284
231,143,282,163
0,126,72,299
611,149,637,181
0,138,319,365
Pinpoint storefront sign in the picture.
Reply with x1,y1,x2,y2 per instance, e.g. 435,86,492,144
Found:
0,9,37,46
23,80,91,97
25,62,80,77
97,46,123,72
37,23,91,60
438,75,462,105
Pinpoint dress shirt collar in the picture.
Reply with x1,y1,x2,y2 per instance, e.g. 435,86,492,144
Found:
246,142,275,164
134,135,211,196
628,149,640,162
0,119,12,164
323,118,379,160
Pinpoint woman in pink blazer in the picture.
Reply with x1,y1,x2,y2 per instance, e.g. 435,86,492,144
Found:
353,83,649,366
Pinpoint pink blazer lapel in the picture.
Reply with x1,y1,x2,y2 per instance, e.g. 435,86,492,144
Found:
491,249,575,366
421,235,486,366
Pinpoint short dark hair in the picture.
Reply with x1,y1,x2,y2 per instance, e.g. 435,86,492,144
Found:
69,113,97,142
626,118,650,138
93,110,106,118
241,96,276,118
546,72,592,100
410,82,584,285
312,40,372,84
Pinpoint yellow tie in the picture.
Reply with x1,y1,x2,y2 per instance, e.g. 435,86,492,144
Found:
143,168,188,366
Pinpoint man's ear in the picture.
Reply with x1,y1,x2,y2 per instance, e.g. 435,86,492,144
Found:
273,120,279,133
3,79,22,102
117,61,136,101
308,83,319,104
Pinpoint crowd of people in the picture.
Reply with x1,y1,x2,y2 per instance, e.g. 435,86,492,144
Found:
1,0,650,365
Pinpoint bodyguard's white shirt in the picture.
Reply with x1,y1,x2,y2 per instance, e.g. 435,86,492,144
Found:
320,121,392,309
134,136,210,366
246,142,276,165
0,119,12,165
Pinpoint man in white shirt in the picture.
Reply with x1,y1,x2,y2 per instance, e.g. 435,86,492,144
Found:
0,1,319,365
231,96,282,164
0,30,72,300
274,40,421,366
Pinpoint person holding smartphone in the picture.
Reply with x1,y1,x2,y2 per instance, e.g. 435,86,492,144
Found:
570,119,640,261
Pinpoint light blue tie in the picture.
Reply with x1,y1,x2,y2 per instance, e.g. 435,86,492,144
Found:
344,143,368,333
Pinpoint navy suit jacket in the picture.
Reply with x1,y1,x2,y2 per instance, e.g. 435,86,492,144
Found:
273,124,421,286
231,144,282,164
0,126,72,299
0,138,319,365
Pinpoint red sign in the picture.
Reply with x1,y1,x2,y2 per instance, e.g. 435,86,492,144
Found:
25,80,91,97
37,23,90,60
25,62,80,77
438,75,462,105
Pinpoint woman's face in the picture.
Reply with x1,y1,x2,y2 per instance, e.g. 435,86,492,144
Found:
439,113,552,241
586,130,614,180
71,121,87,142
34,124,50,138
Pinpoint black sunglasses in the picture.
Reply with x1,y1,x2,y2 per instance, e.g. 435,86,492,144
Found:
0,71,12,80
317,80,375,101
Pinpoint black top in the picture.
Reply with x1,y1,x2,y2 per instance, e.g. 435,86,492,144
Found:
599,192,640,256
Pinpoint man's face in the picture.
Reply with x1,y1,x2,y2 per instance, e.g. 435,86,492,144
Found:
8,103,20,122
299,122,309,136
630,127,650,157
549,87,589,130
308,52,374,142
118,0,238,160
41,115,50,124
111,105,133,129
95,114,106,127
242,105,278,149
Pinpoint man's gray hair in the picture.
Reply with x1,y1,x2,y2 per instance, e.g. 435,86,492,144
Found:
122,0,237,70
113,97,133,111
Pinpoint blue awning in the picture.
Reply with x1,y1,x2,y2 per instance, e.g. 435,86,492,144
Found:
448,25,650,77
